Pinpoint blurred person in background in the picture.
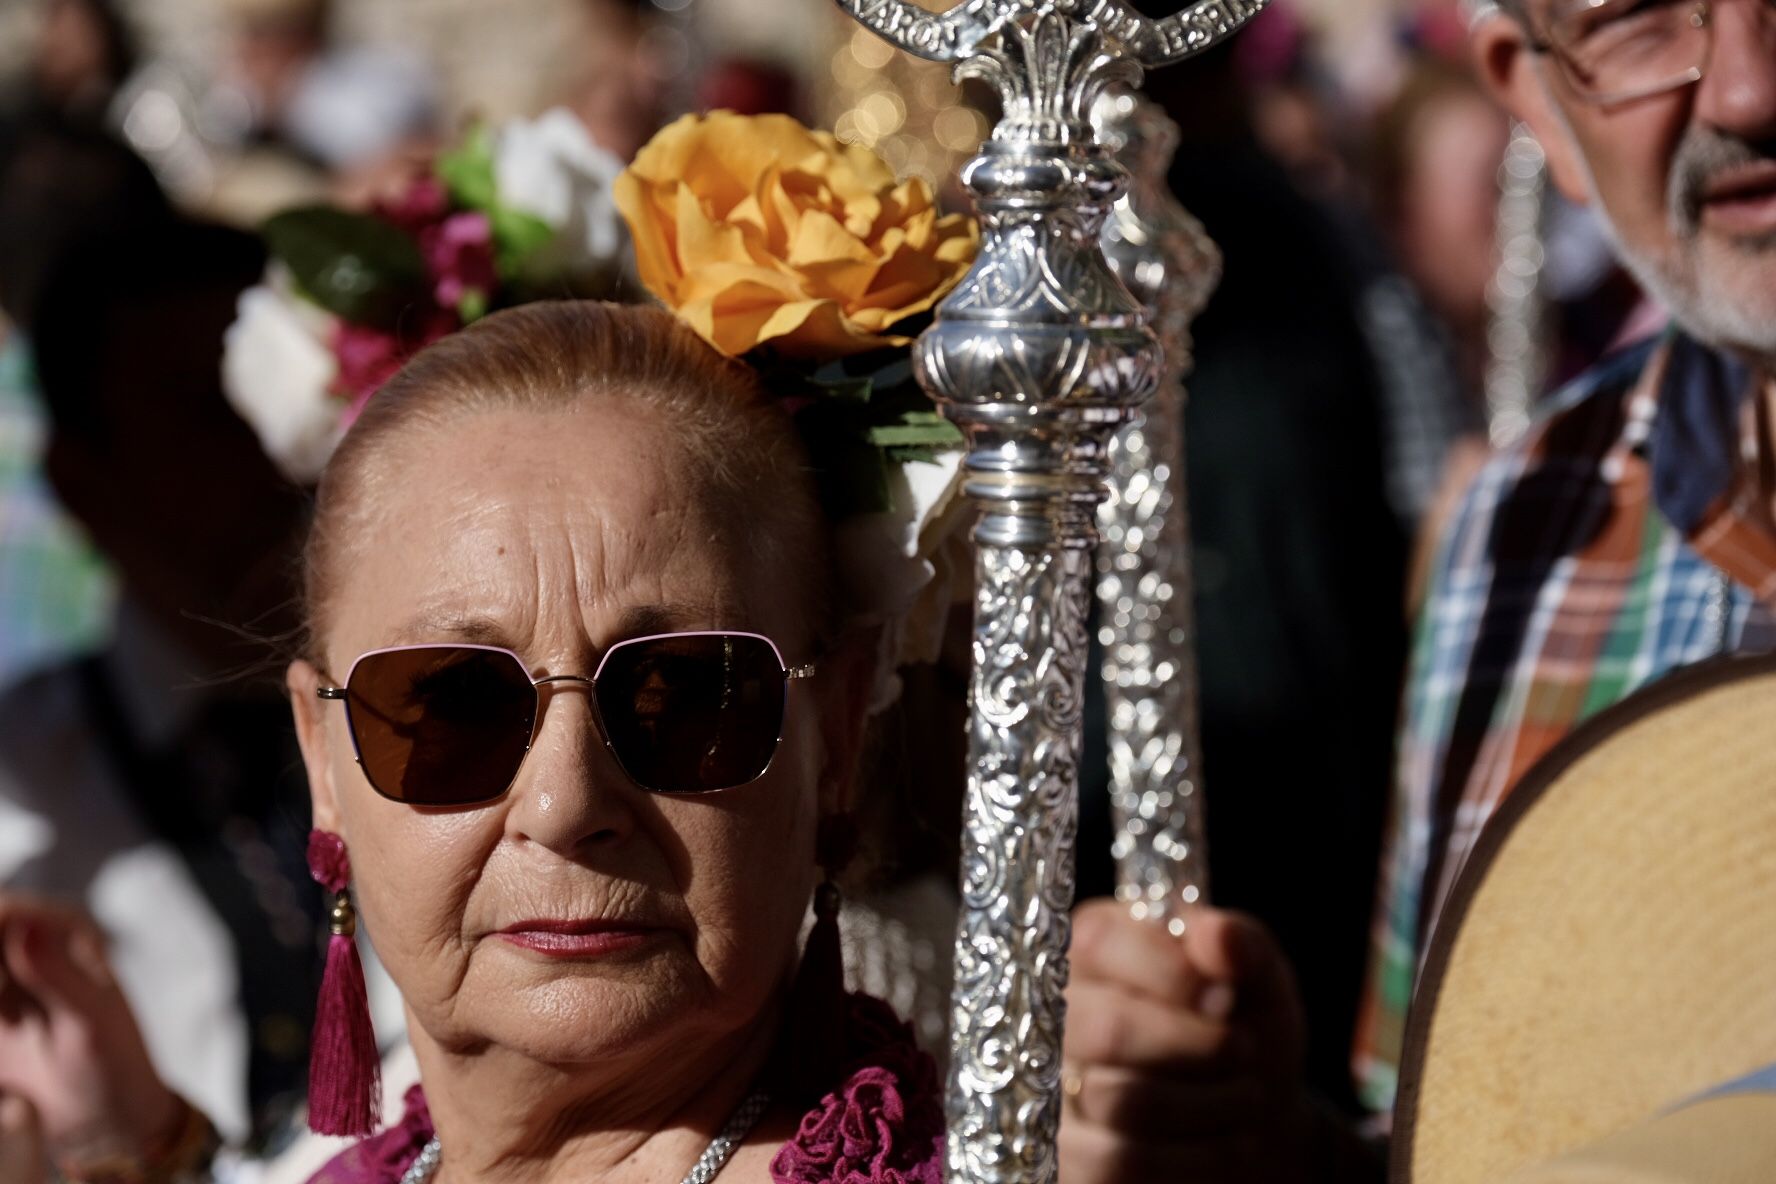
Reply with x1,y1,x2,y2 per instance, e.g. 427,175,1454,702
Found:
0,77,126,704
1365,56,1508,575
561,0,672,160
211,0,436,176
0,332,111,704
0,116,320,1139
1372,60,1512,402
1370,47,1651,433
16,0,135,125
1237,2,1358,205
1075,35,1408,1144
0,7,150,685
0,0,139,200
1227,2,1479,535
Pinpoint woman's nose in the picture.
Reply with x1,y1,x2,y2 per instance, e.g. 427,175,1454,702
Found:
501,684,635,854
1695,0,1776,138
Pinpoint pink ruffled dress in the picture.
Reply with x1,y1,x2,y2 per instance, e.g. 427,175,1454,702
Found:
307,995,945,1184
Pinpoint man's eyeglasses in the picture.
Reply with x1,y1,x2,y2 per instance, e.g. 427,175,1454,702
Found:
315,632,816,805
1524,0,1716,106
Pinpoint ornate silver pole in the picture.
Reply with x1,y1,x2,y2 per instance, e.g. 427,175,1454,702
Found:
1091,89,1221,935
831,5,1266,1182
1485,122,1549,448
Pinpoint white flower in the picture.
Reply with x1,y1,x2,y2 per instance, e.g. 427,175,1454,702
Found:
835,451,969,713
221,275,343,484
494,108,627,273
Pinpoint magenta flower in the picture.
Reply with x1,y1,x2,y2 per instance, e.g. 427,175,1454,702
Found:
423,212,498,316
769,997,945,1184
377,175,450,235
332,308,456,421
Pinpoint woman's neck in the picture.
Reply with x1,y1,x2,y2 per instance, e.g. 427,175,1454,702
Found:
414,1006,783,1184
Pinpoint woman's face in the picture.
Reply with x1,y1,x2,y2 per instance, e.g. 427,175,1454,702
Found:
290,400,833,1071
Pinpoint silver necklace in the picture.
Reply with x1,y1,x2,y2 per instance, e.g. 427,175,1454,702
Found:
398,1089,771,1184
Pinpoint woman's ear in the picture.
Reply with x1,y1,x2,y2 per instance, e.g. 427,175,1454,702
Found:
814,626,881,820
1472,7,1595,207
288,659,344,834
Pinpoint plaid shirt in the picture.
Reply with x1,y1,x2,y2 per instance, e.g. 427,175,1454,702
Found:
1356,328,1776,1113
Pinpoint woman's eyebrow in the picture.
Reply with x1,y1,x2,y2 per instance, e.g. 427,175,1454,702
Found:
388,611,511,647
615,602,729,637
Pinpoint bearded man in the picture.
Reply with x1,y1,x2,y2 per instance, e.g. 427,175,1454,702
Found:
1358,0,1776,1114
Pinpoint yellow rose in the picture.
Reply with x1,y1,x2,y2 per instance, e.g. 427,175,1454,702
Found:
615,111,978,359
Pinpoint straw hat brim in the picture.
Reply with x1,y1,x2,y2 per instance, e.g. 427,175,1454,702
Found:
1504,1090,1776,1183
1391,652,1776,1184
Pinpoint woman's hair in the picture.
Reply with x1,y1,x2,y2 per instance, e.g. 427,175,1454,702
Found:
302,301,830,650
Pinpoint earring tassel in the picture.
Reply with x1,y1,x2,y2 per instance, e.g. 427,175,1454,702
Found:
783,880,847,1102
307,830,381,1137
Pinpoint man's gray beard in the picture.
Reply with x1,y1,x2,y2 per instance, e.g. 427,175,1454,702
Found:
1580,125,1776,363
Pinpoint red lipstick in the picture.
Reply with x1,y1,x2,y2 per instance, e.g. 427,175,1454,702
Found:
496,919,661,957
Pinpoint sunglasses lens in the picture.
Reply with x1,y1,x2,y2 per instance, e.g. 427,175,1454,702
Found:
344,647,535,805
596,634,787,793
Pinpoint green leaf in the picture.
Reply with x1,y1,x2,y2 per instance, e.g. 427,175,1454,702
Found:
437,126,498,213
261,206,428,328
883,444,955,465
867,419,964,449
489,206,557,276
805,374,876,404
457,288,489,323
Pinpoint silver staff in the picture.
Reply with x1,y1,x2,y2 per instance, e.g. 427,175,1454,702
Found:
1091,88,1221,934
831,4,1265,1182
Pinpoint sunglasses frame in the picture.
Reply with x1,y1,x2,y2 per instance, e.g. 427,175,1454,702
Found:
315,631,816,804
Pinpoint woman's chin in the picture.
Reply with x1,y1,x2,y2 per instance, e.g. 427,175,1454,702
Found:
436,948,716,1061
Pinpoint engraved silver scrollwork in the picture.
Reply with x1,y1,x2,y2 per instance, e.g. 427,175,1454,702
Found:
1091,88,1220,935
950,542,1090,1184
834,0,1270,68
832,3,1266,1182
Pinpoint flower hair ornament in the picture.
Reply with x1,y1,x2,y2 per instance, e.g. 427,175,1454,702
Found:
612,110,979,710
222,108,630,484
224,108,980,710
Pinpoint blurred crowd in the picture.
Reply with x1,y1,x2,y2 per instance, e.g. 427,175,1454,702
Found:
0,0,1660,1158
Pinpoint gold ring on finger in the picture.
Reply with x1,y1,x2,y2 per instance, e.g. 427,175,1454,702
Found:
1061,1066,1084,1114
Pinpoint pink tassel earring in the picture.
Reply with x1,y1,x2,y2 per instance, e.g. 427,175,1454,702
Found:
306,830,381,1137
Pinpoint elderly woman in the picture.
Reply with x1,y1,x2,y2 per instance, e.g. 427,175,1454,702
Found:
0,113,1329,1184
285,298,941,1182
0,298,1357,1184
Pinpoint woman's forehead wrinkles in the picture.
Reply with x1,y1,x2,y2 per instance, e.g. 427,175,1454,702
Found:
339,411,770,655
568,505,738,614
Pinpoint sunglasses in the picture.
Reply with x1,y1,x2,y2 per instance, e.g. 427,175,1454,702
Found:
315,632,815,805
